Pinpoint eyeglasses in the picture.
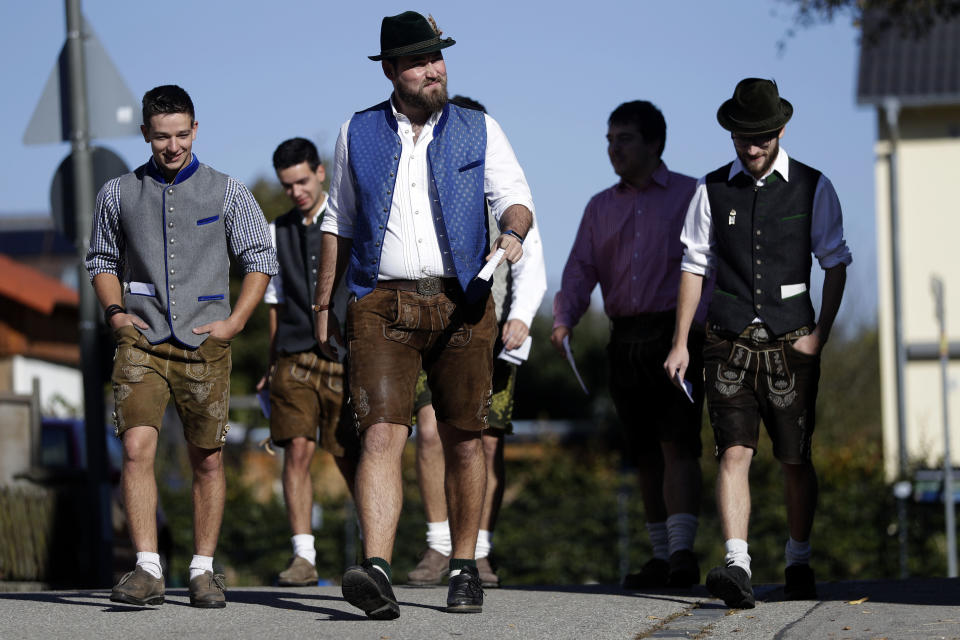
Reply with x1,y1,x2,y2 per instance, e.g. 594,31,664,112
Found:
731,133,778,148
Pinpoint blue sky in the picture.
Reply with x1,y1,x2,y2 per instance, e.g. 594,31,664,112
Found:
1,1,877,328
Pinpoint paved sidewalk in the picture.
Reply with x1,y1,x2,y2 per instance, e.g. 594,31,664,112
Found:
0,578,957,639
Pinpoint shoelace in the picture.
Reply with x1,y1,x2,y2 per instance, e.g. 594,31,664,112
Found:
211,573,227,591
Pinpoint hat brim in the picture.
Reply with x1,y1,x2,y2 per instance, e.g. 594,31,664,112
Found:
716,98,793,135
369,37,455,61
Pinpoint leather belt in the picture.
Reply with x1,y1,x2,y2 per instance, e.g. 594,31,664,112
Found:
376,277,459,296
712,323,811,343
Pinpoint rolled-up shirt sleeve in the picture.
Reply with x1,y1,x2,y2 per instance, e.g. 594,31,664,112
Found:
320,120,355,239
506,222,547,326
85,178,125,280
811,175,853,269
483,114,536,225
263,222,283,304
224,177,278,276
679,177,715,277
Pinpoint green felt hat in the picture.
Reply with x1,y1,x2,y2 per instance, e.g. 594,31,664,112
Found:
717,78,793,135
369,11,456,61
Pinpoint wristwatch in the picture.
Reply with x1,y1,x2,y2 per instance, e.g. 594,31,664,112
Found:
311,303,330,313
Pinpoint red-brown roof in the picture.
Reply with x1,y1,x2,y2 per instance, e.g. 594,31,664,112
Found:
0,253,78,315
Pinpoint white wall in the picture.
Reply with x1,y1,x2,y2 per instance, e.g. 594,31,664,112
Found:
12,355,83,417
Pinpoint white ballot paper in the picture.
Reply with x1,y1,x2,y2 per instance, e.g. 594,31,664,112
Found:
498,335,532,365
257,388,271,419
562,334,589,395
674,371,695,404
476,248,505,281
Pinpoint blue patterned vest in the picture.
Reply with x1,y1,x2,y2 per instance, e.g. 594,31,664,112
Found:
346,101,488,299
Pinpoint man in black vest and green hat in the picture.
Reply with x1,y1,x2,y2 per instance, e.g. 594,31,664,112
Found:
665,78,851,608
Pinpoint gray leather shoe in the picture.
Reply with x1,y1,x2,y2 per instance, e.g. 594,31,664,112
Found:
476,556,499,588
278,556,319,587
189,571,226,608
407,548,449,586
110,566,164,606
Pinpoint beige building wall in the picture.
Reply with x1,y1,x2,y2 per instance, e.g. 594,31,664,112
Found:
876,105,960,479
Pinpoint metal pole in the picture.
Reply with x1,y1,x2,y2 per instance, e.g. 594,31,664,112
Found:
884,98,909,578
65,0,112,587
931,276,957,577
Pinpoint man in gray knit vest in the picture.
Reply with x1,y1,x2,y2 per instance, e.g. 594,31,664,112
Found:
665,78,851,608
86,85,277,608
257,137,359,586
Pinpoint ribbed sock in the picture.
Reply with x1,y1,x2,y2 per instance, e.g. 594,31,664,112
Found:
367,557,391,582
136,551,162,579
646,522,669,560
666,513,699,555
475,529,492,559
292,534,317,565
785,537,811,567
724,538,751,578
426,520,452,556
189,555,214,581
449,557,477,578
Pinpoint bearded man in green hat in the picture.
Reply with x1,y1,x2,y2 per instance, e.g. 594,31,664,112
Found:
665,78,851,608
312,11,535,618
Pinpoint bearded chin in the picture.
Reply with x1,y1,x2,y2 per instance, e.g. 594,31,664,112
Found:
398,80,448,112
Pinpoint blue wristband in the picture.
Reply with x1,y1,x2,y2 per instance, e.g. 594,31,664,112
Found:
502,229,525,244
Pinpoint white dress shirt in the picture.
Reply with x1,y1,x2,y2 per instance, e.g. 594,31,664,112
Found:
321,98,536,281
680,148,852,277
502,222,547,327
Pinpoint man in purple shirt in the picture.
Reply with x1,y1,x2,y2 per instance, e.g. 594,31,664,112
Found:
552,101,710,589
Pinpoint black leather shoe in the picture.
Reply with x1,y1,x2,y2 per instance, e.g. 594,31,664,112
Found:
622,558,669,589
784,564,817,600
667,549,700,588
706,565,755,609
342,561,400,620
446,565,483,613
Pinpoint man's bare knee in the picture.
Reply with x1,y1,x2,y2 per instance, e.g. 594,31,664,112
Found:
720,445,753,467
122,427,158,465
284,437,316,470
362,423,409,458
188,444,223,477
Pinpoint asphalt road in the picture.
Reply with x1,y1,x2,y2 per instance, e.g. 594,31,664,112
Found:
0,578,957,639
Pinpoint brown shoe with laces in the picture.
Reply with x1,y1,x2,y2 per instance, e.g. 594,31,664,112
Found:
277,556,319,587
189,571,226,608
110,566,164,606
407,548,449,586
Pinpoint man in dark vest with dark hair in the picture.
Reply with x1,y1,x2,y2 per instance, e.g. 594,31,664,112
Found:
257,137,359,587
86,84,277,608
665,78,851,608
313,11,535,618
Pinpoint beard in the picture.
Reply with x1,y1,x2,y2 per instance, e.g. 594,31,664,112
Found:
738,138,780,179
396,76,448,113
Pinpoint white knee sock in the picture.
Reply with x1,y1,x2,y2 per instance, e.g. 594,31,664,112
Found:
426,520,452,556
666,513,698,555
292,534,317,565
785,537,811,567
724,538,751,578
646,522,669,560
475,529,492,559
136,551,162,579
189,555,214,581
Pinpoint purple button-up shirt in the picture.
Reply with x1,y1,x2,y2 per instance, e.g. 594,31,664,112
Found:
553,162,710,328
